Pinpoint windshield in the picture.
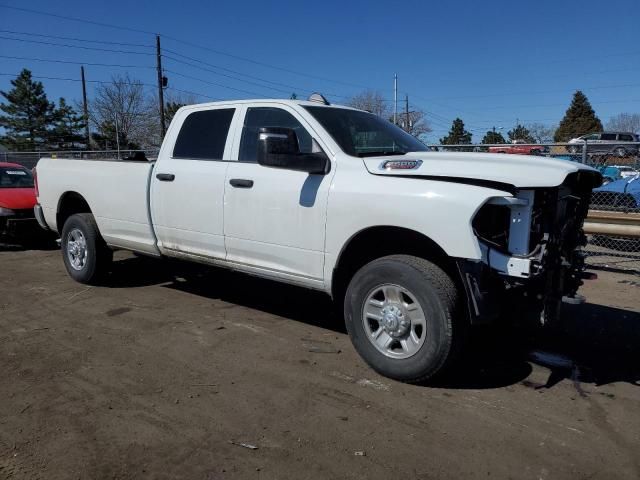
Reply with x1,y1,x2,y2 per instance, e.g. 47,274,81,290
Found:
0,166,34,188
304,106,429,157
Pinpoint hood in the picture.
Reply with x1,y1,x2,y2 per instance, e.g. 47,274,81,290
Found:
362,151,600,189
0,187,37,210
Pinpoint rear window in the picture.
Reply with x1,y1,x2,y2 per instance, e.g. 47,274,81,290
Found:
173,108,235,160
0,167,34,188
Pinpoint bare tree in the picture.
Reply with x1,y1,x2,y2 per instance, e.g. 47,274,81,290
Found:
527,123,556,143
399,109,432,140
346,90,390,118
606,113,640,134
90,74,156,149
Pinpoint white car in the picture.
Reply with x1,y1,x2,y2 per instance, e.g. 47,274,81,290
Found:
567,132,640,157
34,97,602,382
610,165,639,178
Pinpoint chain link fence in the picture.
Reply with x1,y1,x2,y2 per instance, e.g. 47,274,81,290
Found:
4,143,640,272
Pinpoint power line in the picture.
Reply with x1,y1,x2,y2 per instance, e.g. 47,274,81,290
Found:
164,69,281,98
0,3,370,90
165,86,220,101
0,54,154,69
163,50,341,98
411,82,640,102
0,4,156,35
163,57,299,96
0,29,153,48
0,72,157,88
0,34,153,55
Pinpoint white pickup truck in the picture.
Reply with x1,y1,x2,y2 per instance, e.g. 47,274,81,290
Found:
34,97,601,383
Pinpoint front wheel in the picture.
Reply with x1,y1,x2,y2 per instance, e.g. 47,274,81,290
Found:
344,255,464,383
61,213,113,284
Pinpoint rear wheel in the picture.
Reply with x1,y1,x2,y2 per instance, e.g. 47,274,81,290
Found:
61,213,112,284
344,255,464,383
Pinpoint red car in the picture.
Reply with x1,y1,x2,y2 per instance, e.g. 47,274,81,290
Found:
0,162,43,242
488,140,546,156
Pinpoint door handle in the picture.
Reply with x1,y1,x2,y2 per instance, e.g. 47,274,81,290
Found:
229,179,254,188
156,173,175,182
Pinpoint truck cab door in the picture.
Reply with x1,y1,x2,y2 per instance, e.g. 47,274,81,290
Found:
150,106,239,259
223,105,334,288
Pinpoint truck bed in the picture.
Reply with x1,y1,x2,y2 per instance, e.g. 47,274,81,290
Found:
36,157,160,255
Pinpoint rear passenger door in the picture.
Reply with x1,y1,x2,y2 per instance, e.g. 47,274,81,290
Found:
151,106,238,259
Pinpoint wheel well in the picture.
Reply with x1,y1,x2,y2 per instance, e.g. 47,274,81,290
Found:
56,192,92,232
331,226,457,302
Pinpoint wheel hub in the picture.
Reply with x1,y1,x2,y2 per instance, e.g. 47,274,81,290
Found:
362,283,428,359
66,228,87,271
381,304,410,338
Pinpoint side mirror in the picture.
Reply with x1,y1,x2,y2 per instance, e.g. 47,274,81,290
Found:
257,127,330,175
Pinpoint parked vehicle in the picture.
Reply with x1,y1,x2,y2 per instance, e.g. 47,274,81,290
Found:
590,175,640,251
591,175,640,210
611,165,639,178
598,166,624,185
34,98,602,383
567,132,640,157
0,163,43,243
488,139,546,155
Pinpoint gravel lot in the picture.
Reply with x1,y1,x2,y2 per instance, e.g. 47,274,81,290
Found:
1,247,639,479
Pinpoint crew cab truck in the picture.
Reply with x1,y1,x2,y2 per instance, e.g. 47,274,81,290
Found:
34,98,601,383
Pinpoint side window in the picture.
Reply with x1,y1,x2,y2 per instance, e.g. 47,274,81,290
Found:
239,107,312,162
173,108,235,160
600,133,617,141
618,134,633,141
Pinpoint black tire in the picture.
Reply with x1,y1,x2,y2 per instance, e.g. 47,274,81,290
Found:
60,213,112,284
344,255,464,383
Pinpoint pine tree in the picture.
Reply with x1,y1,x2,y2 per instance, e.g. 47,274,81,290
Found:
50,98,86,150
507,124,534,143
0,69,56,151
554,91,602,142
481,130,506,144
440,118,472,146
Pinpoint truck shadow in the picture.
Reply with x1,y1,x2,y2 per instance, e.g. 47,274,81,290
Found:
104,255,640,390
0,239,59,252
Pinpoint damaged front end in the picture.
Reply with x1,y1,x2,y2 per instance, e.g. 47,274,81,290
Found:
460,171,602,325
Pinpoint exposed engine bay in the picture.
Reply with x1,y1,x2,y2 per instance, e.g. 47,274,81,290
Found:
461,171,602,325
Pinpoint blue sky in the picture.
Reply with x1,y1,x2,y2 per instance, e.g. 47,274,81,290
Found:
1,0,638,142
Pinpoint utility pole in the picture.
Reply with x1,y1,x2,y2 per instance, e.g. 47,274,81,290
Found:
405,94,410,133
114,114,121,159
156,35,166,137
80,66,90,149
393,74,397,125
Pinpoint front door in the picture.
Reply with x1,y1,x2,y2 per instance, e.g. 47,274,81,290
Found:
223,105,333,286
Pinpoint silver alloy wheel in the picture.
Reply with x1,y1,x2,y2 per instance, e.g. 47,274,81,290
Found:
66,228,88,271
615,147,626,157
362,284,427,359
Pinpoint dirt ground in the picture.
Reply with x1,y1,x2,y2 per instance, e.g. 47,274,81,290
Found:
1,247,639,480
